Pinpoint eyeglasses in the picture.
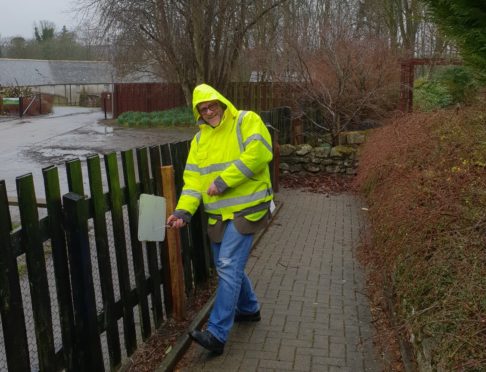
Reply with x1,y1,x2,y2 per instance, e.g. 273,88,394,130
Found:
198,102,220,115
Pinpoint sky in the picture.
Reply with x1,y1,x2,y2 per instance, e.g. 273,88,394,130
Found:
0,0,79,39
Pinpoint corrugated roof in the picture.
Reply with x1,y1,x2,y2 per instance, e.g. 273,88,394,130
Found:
0,59,54,86
0,58,159,86
48,60,113,84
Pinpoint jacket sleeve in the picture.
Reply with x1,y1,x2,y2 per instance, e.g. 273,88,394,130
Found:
218,111,273,189
174,135,203,221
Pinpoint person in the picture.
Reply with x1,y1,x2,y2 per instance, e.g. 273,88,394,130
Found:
167,83,274,355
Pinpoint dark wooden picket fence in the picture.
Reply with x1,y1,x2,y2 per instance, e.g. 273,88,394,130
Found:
0,142,210,371
0,107,284,371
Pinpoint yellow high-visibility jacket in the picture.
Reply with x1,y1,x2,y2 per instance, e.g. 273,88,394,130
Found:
173,84,273,223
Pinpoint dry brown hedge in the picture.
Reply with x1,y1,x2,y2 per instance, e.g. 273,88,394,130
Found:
354,106,486,370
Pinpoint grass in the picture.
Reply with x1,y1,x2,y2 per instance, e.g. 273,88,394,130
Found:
354,104,486,370
117,107,195,127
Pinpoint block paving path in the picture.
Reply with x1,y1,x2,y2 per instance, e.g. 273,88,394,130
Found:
177,188,382,371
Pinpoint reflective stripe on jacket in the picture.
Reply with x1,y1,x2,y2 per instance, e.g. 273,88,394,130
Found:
174,83,273,221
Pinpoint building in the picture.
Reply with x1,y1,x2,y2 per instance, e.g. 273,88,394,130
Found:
0,58,159,105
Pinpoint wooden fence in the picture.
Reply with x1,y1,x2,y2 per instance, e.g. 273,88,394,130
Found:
226,82,300,113
0,107,284,371
0,94,54,117
112,82,300,118
112,83,186,118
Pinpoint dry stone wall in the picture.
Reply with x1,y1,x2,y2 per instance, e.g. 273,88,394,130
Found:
279,131,366,176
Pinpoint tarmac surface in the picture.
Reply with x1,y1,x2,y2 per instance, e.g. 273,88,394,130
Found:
175,188,382,371
0,106,197,197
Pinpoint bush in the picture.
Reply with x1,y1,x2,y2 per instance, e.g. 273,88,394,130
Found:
414,66,480,111
117,107,195,127
413,78,453,111
355,105,486,370
0,85,33,97
437,67,479,105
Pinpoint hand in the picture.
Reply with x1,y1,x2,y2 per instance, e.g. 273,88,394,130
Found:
167,214,186,229
207,182,221,196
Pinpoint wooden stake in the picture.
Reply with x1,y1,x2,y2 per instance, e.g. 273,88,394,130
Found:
161,166,186,321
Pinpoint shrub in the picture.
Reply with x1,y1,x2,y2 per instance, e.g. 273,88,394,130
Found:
355,105,486,370
414,66,481,111
437,66,479,105
117,107,195,127
414,78,453,111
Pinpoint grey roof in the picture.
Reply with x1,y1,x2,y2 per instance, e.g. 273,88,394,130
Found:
0,59,159,86
50,60,114,84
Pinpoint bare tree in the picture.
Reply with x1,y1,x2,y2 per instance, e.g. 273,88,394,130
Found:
287,15,400,145
77,0,288,103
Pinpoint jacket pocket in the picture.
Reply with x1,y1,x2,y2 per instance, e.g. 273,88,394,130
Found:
207,220,227,243
233,211,270,235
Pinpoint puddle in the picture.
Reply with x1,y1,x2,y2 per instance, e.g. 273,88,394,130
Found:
35,148,99,162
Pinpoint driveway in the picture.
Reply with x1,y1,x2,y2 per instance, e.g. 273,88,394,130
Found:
0,106,197,197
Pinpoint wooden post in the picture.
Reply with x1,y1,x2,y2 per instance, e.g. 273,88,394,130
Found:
161,165,186,321
273,141,280,193
0,181,30,371
63,192,104,371
19,96,23,118
292,117,303,145
407,61,415,113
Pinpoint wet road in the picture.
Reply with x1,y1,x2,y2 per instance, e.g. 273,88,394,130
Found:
0,106,197,197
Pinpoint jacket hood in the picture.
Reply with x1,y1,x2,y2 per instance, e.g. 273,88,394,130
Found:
192,84,238,123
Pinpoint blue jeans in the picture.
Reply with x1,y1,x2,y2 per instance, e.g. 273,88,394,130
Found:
206,221,260,343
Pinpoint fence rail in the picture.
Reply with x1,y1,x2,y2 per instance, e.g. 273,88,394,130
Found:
0,107,284,371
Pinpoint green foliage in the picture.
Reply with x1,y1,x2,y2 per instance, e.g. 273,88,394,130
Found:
422,0,486,73
3,21,102,61
0,85,33,97
117,107,195,127
414,66,480,111
437,66,479,104
414,77,453,111
34,21,55,42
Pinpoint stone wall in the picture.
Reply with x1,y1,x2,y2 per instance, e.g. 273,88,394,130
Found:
279,131,366,176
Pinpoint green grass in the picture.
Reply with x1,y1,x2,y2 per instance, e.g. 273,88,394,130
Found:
117,106,195,127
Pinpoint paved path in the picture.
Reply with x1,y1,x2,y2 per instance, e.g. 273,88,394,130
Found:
177,188,382,371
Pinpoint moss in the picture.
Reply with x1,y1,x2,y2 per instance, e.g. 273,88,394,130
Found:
331,145,356,157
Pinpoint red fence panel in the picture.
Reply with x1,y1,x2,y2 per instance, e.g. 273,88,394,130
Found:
113,83,186,118
112,82,301,118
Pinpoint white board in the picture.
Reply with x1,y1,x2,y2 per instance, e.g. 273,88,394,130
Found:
137,194,167,242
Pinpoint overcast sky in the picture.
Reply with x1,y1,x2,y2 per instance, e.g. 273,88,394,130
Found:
0,0,79,39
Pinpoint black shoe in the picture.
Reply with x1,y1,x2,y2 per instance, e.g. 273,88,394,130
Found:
234,310,261,322
189,330,224,355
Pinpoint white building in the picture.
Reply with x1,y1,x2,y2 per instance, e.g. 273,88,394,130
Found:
0,58,158,105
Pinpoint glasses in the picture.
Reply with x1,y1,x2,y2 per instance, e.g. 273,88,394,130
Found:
198,102,220,115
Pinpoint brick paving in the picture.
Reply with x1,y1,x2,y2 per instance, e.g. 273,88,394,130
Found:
177,188,382,371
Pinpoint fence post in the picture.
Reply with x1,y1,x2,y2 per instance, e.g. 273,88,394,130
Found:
161,165,186,321
0,181,30,371
19,96,23,118
271,128,280,193
63,192,104,370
